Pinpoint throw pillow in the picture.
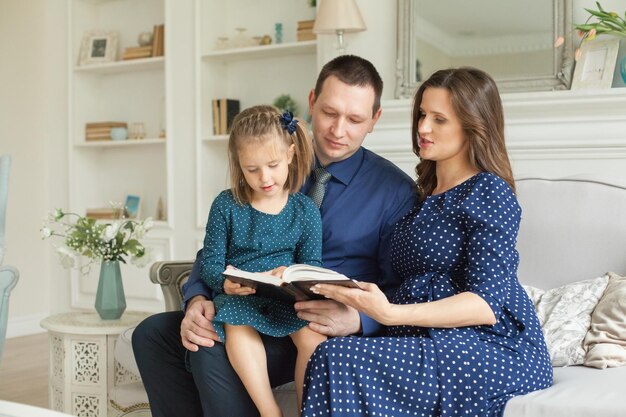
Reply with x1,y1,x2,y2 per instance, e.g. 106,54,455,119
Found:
523,275,609,367
584,272,626,369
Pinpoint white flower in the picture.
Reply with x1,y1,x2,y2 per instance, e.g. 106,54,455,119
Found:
143,217,154,231
102,222,122,242
56,246,77,269
134,225,146,239
131,247,152,268
41,227,52,239
135,217,154,239
52,208,64,221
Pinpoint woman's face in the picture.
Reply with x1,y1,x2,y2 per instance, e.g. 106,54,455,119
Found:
416,87,468,165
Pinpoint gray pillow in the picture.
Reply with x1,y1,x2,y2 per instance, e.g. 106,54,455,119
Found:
524,275,609,367
584,272,626,369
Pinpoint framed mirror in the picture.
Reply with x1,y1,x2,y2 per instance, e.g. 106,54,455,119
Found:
395,0,575,98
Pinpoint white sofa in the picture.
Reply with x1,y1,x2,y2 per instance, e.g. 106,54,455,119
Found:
116,177,626,417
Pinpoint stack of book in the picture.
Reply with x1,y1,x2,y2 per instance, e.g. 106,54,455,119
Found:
85,207,123,220
85,122,127,141
212,99,240,135
121,24,164,60
151,24,165,57
122,45,153,60
297,20,316,42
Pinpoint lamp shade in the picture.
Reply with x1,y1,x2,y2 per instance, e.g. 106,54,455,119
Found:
313,0,367,34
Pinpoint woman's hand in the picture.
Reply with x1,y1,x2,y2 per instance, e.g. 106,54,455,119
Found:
311,282,396,326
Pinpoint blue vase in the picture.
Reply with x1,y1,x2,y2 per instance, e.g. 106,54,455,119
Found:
95,260,126,320
620,55,626,85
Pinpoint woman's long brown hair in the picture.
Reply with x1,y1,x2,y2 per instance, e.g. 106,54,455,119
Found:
411,67,515,201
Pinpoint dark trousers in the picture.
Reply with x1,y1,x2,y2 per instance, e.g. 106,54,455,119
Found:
132,311,297,417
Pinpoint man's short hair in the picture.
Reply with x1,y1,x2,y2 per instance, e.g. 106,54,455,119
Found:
313,55,383,116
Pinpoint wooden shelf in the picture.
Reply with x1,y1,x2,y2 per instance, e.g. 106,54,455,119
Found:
74,138,166,148
202,134,229,142
202,41,316,63
74,57,165,75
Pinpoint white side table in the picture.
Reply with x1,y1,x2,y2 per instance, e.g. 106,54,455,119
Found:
40,311,150,417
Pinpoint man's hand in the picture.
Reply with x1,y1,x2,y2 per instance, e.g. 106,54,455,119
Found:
294,298,361,337
180,296,221,351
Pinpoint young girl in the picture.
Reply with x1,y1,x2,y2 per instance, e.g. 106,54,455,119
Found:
200,105,327,417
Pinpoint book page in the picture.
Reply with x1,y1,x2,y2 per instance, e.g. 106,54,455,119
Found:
223,268,283,287
283,264,349,283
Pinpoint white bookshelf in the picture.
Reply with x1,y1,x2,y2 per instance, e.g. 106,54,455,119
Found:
68,0,170,313
195,0,319,226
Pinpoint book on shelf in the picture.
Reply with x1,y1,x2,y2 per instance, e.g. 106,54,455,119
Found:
84,121,127,141
296,29,316,42
297,20,315,30
151,24,165,57
220,98,240,135
211,98,240,135
122,45,153,60
85,134,112,141
85,207,123,220
85,121,127,129
212,99,221,135
223,264,361,302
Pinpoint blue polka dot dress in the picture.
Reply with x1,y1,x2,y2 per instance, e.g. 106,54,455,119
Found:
200,190,322,342
302,173,553,417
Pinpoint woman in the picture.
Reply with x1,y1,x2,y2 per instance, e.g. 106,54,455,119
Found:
302,68,552,417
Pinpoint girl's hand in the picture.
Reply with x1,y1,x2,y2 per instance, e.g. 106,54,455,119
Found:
223,278,256,296
268,266,287,277
311,281,396,325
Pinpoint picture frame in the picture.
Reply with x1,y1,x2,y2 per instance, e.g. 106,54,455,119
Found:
78,30,119,66
571,39,620,90
124,195,141,219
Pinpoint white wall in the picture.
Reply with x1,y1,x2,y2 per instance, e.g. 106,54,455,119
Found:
1,0,71,337
2,0,626,336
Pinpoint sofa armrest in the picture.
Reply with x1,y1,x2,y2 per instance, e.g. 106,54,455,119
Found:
149,260,194,312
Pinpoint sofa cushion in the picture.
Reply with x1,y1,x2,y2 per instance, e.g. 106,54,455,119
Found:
584,272,626,369
504,365,626,417
524,275,609,366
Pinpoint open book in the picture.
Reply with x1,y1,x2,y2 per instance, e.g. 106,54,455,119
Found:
223,264,361,302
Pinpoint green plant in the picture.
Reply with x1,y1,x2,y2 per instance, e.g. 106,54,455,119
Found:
307,0,316,7
41,206,153,274
273,94,299,117
555,2,626,59
576,1,626,39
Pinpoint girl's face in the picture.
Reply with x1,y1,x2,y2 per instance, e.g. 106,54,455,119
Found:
416,87,468,165
238,136,295,201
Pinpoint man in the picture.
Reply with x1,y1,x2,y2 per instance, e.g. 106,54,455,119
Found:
132,55,415,417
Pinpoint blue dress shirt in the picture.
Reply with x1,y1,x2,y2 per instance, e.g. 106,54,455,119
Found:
182,147,416,336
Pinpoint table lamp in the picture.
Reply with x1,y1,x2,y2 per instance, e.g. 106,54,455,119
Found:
313,0,367,53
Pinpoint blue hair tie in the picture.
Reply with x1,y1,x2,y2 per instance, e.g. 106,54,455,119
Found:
279,111,298,135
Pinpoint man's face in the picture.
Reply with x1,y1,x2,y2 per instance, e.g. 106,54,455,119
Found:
308,76,382,166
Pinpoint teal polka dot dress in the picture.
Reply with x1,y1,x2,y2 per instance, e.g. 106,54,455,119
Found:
201,190,322,342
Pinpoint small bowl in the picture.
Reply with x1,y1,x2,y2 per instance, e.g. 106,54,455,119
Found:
111,127,128,141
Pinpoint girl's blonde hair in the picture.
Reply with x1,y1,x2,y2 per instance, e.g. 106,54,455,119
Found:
411,67,515,201
228,105,315,204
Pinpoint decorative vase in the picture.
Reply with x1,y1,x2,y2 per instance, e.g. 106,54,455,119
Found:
95,260,126,320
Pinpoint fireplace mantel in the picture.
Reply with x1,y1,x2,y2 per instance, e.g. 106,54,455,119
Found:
366,89,626,180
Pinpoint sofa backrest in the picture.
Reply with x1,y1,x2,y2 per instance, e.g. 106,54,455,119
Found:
516,177,626,289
